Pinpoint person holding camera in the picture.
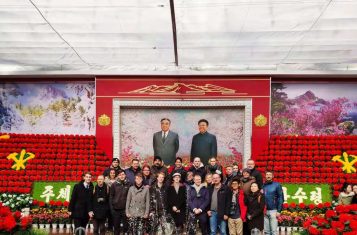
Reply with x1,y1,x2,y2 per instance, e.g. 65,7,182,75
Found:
227,178,247,235
92,175,109,235
187,174,210,235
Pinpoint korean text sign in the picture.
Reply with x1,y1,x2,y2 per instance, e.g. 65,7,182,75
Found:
282,184,331,204
32,182,77,203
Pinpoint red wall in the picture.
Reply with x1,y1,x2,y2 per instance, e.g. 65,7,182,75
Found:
96,76,271,162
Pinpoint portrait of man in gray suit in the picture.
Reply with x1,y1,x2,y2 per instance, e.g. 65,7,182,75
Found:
153,118,179,165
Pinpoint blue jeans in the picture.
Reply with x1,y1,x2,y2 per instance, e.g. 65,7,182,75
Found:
209,211,227,235
264,210,278,235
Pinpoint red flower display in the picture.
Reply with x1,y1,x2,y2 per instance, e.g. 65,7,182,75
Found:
3,215,16,231
0,133,111,194
255,135,357,204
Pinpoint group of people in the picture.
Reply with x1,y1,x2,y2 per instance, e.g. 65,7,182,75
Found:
68,157,285,235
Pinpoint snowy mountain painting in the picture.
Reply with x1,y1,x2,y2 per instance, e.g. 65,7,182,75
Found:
0,82,95,134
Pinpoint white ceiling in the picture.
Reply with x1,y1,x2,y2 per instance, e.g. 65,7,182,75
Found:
1,0,357,75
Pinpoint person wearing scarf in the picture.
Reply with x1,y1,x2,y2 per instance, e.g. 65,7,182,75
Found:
228,178,247,235
126,173,150,234
205,157,223,175
187,174,209,235
244,182,265,233
92,175,109,235
240,168,256,196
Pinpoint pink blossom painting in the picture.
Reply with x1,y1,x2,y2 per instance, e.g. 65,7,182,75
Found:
271,83,357,136
119,108,244,167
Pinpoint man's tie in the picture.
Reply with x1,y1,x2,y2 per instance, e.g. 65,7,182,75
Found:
162,132,166,143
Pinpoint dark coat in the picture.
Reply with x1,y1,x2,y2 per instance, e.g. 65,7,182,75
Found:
208,184,230,219
143,175,153,186
188,165,206,181
125,167,142,185
188,185,209,212
68,181,94,219
227,190,247,222
168,166,187,184
353,194,357,204
149,184,169,214
167,184,186,226
240,177,256,196
250,168,263,189
263,181,284,212
205,164,223,175
103,166,122,178
223,173,235,186
92,184,109,219
109,179,131,210
190,132,217,164
244,192,265,231
151,165,169,179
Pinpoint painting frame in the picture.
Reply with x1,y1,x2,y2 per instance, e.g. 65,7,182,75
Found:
112,99,253,165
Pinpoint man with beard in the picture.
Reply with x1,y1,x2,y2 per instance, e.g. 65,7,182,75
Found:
263,170,283,235
103,158,122,178
125,158,142,185
223,165,235,186
151,156,168,182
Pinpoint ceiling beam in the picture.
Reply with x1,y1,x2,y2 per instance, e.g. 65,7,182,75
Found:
169,0,179,66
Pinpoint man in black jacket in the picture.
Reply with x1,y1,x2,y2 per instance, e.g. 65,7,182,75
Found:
247,159,263,189
188,157,206,181
110,170,131,235
92,175,109,235
207,173,230,235
103,158,122,177
125,159,141,185
68,172,94,231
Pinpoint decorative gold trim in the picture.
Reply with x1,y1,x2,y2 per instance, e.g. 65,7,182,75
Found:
128,83,236,95
98,114,111,126
254,114,267,127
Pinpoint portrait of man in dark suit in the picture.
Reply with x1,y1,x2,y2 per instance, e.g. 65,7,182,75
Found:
153,118,179,165
190,119,217,165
